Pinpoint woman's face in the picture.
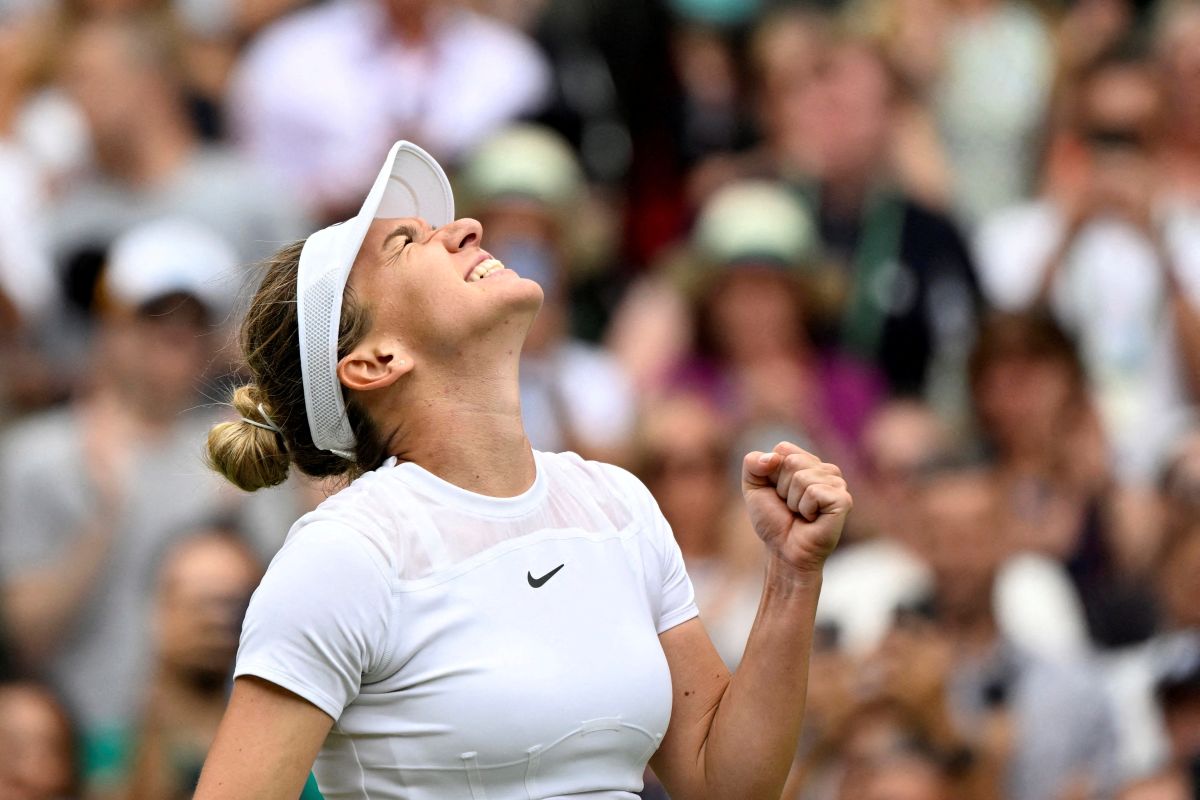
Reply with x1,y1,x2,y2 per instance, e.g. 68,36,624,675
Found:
345,216,544,359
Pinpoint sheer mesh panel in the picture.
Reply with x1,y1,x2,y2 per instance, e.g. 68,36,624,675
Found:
324,454,641,583
303,270,351,445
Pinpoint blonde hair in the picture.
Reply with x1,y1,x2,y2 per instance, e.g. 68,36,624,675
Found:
206,240,387,492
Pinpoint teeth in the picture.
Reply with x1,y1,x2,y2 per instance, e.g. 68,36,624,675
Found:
467,258,505,282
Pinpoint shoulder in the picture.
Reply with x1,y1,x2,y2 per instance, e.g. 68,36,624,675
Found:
282,467,420,577
539,450,651,502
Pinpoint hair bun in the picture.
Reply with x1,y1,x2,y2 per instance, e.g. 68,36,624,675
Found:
206,385,291,492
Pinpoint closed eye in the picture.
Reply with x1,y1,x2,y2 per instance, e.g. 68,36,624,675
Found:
384,224,420,263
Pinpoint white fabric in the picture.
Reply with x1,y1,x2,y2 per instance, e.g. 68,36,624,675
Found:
235,450,698,800
974,200,1200,482
817,540,1088,661
1100,631,1200,782
993,553,1090,661
0,142,56,321
521,342,637,454
230,0,551,214
934,2,1054,223
104,217,240,316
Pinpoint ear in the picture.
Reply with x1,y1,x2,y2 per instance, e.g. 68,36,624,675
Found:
336,336,414,394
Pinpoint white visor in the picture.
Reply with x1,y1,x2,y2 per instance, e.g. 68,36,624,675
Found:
297,141,455,459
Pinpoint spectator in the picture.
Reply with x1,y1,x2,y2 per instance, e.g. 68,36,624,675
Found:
50,12,307,288
975,48,1200,486
910,468,1118,800
457,124,636,463
0,218,284,794
126,528,263,800
671,179,886,462
968,312,1154,648
799,36,982,404
229,0,551,219
819,397,1089,661
0,682,79,800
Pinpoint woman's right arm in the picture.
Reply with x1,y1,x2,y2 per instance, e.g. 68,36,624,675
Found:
194,677,333,800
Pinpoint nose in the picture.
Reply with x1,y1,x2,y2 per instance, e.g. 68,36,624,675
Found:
441,218,483,251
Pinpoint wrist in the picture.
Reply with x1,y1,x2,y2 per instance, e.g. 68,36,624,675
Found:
764,552,824,595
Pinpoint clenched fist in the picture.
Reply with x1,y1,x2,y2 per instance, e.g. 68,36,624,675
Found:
741,442,851,574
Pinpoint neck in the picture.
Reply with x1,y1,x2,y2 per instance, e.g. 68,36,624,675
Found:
384,356,536,497
943,606,998,650
821,173,873,217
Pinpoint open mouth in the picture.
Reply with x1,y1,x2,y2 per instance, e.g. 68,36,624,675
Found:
466,257,507,282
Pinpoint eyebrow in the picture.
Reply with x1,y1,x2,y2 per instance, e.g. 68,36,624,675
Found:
382,222,424,264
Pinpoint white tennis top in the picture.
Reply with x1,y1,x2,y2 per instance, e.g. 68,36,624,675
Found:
234,450,699,799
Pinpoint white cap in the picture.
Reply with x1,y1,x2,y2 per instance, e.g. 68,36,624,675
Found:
297,141,455,460
104,217,240,318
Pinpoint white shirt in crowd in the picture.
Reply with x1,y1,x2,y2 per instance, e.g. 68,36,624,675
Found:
817,539,1089,661
974,200,1200,483
520,341,637,456
236,450,698,800
229,0,551,215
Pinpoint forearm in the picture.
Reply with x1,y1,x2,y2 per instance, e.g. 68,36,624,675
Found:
700,557,822,798
5,524,116,665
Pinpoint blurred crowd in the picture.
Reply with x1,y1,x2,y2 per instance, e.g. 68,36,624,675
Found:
1,0,1200,798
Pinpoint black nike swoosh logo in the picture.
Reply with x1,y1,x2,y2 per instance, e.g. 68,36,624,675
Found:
527,564,564,588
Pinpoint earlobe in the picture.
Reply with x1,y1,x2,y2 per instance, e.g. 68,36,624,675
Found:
336,339,414,393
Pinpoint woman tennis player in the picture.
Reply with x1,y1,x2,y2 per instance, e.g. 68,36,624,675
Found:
194,142,851,800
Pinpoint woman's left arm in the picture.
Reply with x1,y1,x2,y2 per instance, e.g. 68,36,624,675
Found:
650,442,850,800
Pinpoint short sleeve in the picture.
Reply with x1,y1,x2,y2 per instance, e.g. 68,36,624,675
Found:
234,524,393,721
595,463,699,634
648,505,700,634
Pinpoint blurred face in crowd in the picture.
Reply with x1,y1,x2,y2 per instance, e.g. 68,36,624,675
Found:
810,42,894,183
0,685,76,800
752,11,825,167
861,400,950,540
918,472,1003,624
60,18,174,146
973,352,1077,456
155,532,262,687
1077,60,1161,208
99,297,214,421
704,266,804,365
639,394,731,557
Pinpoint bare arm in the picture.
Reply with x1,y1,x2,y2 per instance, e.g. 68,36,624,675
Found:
4,512,119,666
651,443,850,799
193,677,333,800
